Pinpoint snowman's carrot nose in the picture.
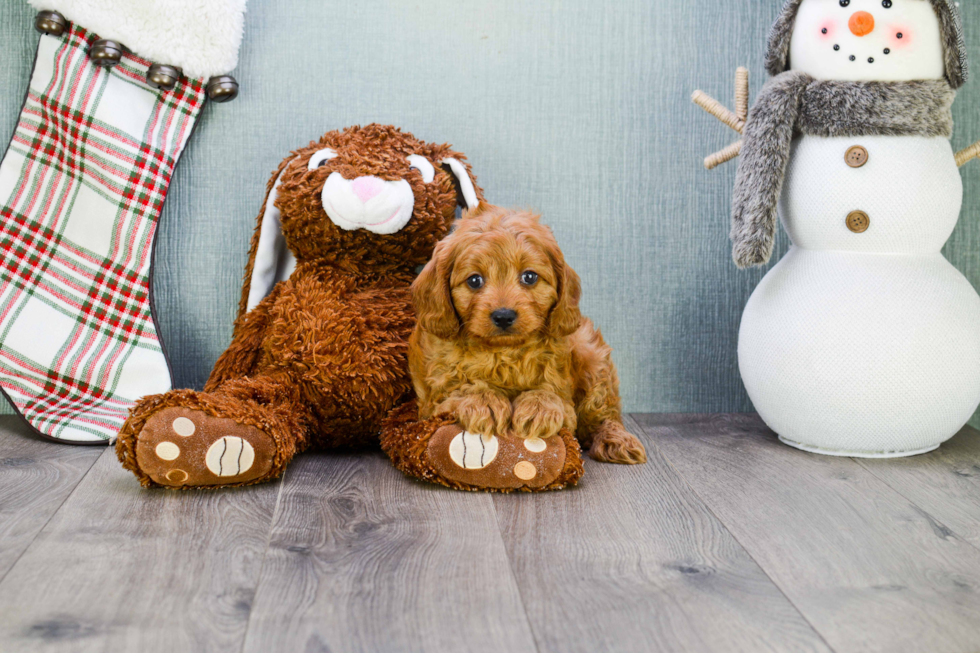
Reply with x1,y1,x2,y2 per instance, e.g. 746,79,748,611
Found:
849,11,875,36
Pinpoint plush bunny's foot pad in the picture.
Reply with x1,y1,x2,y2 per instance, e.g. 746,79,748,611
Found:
133,408,276,488
380,401,583,492
116,390,288,489
427,425,571,490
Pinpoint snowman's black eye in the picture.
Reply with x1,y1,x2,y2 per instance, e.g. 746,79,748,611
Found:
882,0,892,7
840,0,850,6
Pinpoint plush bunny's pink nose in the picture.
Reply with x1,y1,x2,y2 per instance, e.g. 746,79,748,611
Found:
351,176,385,203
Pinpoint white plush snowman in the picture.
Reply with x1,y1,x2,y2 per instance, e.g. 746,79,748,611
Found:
696,0,980,457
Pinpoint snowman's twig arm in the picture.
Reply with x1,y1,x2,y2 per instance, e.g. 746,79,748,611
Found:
692,91,745,133
955,140,980,167
705,141,743,170
693,67,750,169
735,67,749,122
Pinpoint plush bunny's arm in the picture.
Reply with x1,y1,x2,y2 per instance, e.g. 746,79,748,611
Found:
692,67,749,169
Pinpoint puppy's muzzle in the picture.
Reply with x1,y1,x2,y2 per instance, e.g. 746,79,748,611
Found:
491,308,518,330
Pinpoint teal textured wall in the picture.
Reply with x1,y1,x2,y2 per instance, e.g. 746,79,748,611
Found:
1,0,980,422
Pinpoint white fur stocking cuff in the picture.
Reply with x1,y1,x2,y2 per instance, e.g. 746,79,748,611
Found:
27,0,247,78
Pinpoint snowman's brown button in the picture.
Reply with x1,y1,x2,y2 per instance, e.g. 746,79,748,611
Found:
845,145,869,168
846,210,870,233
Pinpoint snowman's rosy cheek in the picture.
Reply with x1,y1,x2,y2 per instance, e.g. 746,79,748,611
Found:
888,25,912,49
819,21,838,40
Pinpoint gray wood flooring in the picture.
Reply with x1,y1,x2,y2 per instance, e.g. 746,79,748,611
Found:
0,414,978,653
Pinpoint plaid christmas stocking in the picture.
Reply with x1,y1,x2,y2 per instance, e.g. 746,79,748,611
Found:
0,3,245,443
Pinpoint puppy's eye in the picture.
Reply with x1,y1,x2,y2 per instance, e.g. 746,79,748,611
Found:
407,155,435,183
308,148,338,170
520,271,539,286
466,274,484,290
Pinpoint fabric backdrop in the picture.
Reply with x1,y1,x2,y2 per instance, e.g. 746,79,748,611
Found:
2,0,979,425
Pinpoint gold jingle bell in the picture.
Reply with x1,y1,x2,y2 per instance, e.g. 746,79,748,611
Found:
206,75,239,103
34,11,68,37
147,64,182,91
90,39,124,68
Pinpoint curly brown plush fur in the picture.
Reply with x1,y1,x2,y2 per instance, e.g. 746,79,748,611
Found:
116,124,483,488
407,204,647,466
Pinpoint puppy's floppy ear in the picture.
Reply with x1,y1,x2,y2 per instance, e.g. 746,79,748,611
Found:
412,238,460,339
548,250,583,337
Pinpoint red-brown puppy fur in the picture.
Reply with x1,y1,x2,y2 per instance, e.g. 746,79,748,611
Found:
410,205,646,464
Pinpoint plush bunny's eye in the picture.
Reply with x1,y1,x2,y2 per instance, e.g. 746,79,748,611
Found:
308,148,338,170
407,155,435,183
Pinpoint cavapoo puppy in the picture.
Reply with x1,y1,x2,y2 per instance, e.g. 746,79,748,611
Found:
410,204,647,465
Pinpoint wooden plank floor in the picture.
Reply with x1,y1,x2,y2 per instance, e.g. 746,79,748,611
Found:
0,414,978,653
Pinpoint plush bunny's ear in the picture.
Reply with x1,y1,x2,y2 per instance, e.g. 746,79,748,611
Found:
441,157,482,210
237,158,299,318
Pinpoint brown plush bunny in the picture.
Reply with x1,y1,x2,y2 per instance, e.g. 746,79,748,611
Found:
116,124,482,488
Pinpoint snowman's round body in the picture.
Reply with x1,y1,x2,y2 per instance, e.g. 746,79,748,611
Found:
737,0,980,456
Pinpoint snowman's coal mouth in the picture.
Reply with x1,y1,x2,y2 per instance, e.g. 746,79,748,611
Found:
835,44,892,65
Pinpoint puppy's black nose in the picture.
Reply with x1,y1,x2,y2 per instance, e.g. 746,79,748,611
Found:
491,308,518,330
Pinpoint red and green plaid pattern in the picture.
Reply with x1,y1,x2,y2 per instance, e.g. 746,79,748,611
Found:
0,23,206,442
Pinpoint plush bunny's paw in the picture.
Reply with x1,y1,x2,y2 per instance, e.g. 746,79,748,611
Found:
427,424,571,490
133,407,277,488
379,401,583,492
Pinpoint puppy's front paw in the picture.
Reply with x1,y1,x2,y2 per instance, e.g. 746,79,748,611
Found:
589,420,647,465
511,391,570,440
437,391,512,437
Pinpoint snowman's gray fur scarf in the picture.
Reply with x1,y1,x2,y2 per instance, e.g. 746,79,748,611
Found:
765,0,968,90
731,72,955,268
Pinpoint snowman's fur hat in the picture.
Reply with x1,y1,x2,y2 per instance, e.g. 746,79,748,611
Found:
766,0,969,89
